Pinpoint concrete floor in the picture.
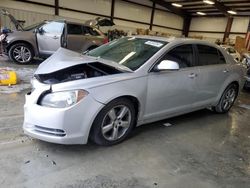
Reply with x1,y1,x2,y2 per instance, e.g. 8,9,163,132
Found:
0,59,250,188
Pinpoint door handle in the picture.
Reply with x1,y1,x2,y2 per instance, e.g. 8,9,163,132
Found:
188,73,197,78
52,36,59,39
223,69,229,73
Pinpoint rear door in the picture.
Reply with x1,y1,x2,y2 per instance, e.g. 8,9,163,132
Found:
145,44,199,120
36,21,64,55
66,23,85,52
194,44,230,105
66,24,103,52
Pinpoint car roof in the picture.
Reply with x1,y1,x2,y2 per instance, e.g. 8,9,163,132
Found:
52,19,96,28
133,35,221,48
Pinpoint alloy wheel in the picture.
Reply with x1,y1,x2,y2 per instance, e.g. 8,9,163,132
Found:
13,46,32,63
101,105,132,141
221,88,236,111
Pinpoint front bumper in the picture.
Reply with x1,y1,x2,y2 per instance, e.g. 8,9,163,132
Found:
23,88,104,145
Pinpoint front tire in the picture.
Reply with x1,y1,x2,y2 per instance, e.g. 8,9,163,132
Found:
213,84,238,113
8,43,34,64
90,98,136,146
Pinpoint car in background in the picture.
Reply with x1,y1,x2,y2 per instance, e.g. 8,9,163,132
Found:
220,45,241,62
23,36,246,146
241,53,250,89
1,9,108,64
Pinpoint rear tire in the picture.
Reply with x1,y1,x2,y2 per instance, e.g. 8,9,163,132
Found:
90,98,136,146
8,43,34,64
213,84,238,113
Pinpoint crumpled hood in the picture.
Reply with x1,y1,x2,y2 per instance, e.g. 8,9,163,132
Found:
35,48,132,74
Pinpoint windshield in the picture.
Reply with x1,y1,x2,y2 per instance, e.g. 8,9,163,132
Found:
88,37,167,70
23,21,46,31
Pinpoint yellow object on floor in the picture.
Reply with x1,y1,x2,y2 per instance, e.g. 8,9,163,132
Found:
0,70,18,85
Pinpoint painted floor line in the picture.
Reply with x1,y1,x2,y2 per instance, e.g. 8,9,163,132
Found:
0,114,24,120
0,125,21,131
0,137,28,146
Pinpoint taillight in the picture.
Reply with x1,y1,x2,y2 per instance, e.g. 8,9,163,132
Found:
103,37,109,44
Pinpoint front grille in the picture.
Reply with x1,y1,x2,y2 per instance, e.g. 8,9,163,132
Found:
34,125,66,137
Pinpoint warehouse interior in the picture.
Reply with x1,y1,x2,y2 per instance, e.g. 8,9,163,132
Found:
0,0,250,187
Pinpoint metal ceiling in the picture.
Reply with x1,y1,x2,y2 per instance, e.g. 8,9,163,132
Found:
157,0,250,17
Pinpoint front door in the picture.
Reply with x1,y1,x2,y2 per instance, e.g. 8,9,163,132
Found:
36,21,64,55
145,44,198,120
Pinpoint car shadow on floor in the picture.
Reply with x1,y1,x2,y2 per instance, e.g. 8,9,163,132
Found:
31,108,230,151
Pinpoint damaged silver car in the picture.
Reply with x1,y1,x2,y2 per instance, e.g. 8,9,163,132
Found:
23,36,246,145
1,9,107,64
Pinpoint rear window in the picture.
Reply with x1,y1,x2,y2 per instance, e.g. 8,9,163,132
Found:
67,24,82,35
197,45,225,65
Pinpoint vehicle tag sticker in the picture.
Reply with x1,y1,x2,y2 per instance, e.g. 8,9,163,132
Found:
145,41,163,48
128,37,136,41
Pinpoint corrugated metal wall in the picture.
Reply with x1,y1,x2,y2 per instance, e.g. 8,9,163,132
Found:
0,7,55,30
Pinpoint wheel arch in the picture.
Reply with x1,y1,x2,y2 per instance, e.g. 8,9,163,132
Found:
7,40,37,55
112,95,140,121
215,80,240,105
87,95,141,142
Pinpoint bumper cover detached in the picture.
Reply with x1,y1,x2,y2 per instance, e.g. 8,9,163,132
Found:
23,89,104,145
1,40,8,54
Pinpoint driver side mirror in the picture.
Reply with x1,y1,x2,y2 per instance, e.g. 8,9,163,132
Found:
154,60,180,72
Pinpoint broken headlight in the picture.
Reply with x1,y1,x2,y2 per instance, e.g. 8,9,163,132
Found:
40,90,88,108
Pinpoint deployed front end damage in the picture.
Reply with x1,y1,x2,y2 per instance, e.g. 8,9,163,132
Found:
35,62,122,84
23,47,132,144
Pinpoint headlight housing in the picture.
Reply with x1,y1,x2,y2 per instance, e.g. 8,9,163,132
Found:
39,90,88,108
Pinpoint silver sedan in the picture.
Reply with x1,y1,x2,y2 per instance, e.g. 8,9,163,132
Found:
23,36,246,145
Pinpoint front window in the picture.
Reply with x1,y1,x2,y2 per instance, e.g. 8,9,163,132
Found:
161,44,194,68
87,37,167,70
40,21,64,34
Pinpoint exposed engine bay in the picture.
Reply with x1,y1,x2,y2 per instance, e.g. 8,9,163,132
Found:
35,62,122,84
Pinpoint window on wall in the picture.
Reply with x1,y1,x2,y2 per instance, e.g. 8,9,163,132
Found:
197,45,223,65
161,44,194,68
67,24,83,35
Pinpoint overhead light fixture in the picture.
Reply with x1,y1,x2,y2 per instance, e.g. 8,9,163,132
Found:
171,3,182,7
203,0,215,5
197,11,206,15
227,10,237,15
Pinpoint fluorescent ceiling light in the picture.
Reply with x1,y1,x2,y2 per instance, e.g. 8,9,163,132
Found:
227,10,237,15
197,11,206,15
203,0,215,5
171,3,182,7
